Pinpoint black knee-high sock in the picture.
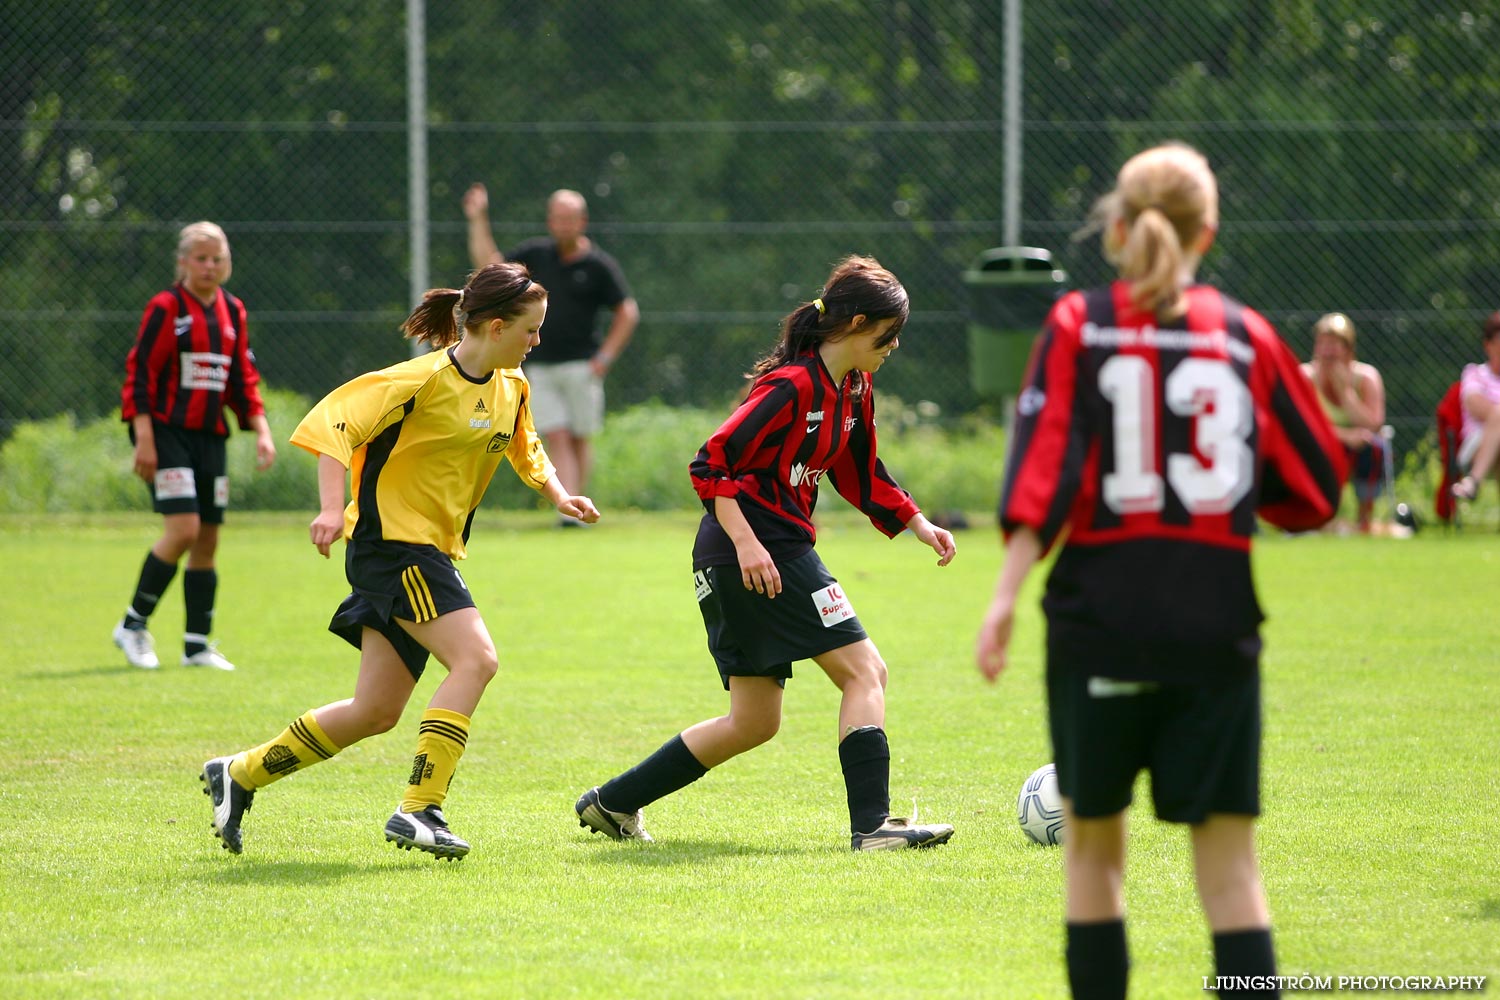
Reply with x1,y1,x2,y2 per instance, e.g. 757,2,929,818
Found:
1213,928,1279,998
838,725,890,835
125,551,177,626
183,568,218,652
1066,919,1129,1000
599,734,708,814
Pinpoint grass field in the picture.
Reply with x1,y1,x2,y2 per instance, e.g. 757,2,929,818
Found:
3,511,1497,999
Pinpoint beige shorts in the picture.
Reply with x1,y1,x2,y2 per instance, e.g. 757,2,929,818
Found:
525,360,604,437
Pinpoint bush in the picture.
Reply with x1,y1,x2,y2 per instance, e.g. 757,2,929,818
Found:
0,413,141,513
0,395,1011,515
0,387,317,514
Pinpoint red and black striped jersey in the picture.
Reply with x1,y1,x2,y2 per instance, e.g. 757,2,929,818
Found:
120,284,266,436
690,352,920,567
999,282,1346,662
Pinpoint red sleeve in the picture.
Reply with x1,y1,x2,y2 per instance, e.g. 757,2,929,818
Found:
223,294,266,429
690,377,797,502
997,293,1086,551
120,292,176,422
828,380,919,536
1250,314,1348,531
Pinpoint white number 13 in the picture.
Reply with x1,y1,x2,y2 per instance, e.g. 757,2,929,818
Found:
1099,355,1252,515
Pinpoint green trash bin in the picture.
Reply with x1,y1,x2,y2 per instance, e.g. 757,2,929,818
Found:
963,247,1068,400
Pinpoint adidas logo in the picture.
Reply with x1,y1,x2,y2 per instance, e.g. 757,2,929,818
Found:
474,399,488,413
333,421,346,432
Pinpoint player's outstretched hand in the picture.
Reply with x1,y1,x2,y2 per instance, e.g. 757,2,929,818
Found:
907,513,957,566
557,494,600,524
309,509,344,559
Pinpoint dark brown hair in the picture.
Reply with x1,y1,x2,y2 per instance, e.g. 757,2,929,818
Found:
400,261,546,348
750,255,909,384
1483,310,1500,344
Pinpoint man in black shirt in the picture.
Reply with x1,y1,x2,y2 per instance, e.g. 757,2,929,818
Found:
463,183,639,509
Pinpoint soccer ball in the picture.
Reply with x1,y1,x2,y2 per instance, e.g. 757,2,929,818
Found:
1017,763,1065,845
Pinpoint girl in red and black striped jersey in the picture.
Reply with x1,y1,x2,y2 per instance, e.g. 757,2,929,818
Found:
576,255,958,851
975,145,1347,1000
113,221,277,672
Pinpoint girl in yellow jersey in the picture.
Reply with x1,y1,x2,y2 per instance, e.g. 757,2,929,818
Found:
199,261,600,860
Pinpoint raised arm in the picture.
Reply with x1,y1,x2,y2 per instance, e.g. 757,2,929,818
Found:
462,182,505,269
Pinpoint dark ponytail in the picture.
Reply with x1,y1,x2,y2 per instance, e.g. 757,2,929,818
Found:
750,255,909,384
401,261,547,349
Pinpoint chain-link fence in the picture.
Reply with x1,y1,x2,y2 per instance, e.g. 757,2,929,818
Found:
4,1,1498,509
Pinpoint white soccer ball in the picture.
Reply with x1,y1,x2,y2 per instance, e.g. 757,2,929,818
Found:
1017,763,1065,845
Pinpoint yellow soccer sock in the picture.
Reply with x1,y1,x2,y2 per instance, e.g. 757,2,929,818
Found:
399,708,471,813
229,710,342,789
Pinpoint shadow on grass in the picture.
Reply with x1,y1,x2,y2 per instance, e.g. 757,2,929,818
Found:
570,837,827,866
18,663,156,680
1468,899,1500,921
189,855,472,885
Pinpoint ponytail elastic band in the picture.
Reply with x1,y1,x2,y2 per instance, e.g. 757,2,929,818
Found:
813,297,825,315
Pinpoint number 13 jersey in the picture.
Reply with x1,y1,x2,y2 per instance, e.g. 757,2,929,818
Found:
999,282,1347,666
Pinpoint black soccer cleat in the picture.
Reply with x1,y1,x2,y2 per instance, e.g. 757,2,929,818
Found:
575,786,653,842
384,806,470,860
200,755,255,854
851,816,955,852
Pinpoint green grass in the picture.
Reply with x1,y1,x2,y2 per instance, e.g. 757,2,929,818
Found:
2,512,1497,998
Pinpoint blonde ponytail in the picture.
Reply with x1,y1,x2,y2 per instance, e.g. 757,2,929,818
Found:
1119,207,1186,316
1088,143,1218,321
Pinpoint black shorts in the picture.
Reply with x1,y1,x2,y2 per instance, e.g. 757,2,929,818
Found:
139,423,229,523
695,548,869,691
1046,659,1262,824
328,539,475,680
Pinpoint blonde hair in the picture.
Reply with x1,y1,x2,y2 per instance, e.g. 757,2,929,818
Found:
1090,143,1218,319
174,221,232,284
1313,312,1357,355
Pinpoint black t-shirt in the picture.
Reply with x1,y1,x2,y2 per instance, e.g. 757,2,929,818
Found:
507,237,631,363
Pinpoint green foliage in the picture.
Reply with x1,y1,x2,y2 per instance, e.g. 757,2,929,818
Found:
0,396,1007,514
874,398,1007,514
226,389,322,511
0,412,139,513
1,515,1496,997
0,388,317,514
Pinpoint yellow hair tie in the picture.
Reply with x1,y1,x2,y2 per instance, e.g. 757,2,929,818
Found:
813,297,825,315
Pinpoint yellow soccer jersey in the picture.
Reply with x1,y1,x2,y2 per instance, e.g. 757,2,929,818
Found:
291,347,555,559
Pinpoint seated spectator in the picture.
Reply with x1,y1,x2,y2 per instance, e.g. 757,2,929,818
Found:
1301,312,1388,532
1452,311,1500,501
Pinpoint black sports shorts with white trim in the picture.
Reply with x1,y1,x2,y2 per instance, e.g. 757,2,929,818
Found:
1046,653,1262,824
695,548,869,691
328,539,475,680
139,422,229,523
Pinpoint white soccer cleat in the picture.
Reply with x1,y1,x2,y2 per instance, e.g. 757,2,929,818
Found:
113,622,160,669
575,787,653,842
851,816,955,851
182,644,236,671
385,806,471,860
200,755,255,854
